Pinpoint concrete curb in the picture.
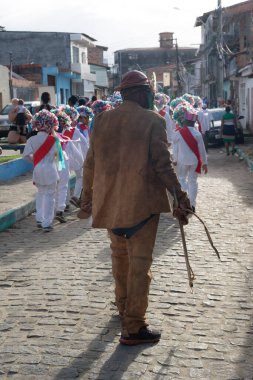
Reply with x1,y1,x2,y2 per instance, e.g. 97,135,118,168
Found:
0,175,76,233
0,200,35,232
236,146,253,172
0,158,33,181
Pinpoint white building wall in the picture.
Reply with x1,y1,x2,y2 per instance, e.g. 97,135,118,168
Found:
238,77,253,131
0,65,10,108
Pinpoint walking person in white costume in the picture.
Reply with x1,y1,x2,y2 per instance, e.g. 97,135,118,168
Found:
22,110,61,232
172,103,208,213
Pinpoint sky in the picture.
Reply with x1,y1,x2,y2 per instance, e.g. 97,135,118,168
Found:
0,0,244,64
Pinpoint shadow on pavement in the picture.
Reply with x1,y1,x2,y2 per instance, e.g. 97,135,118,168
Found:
0,216,97,262
52,315,157,380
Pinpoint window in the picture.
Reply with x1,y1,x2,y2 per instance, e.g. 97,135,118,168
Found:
65,89,69,102
60,89,64,104
128,53,138,60
72,46,79,63
47,75,56,87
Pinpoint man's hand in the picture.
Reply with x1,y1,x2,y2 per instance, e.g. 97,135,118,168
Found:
173,194,191,225
202,164,208,174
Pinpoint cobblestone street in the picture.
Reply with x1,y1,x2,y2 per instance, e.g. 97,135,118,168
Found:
0,148,253,380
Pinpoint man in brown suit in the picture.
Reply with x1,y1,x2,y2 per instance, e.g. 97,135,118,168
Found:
78,70,191,345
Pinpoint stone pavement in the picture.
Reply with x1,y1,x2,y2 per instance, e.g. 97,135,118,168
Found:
0,148,253,380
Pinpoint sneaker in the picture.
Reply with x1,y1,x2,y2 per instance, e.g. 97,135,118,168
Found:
43,226,53,233
119,326,161,346
65,205,70,212
36,222,42,228
192,206,196,213
55,211,67,223
70,196,81,208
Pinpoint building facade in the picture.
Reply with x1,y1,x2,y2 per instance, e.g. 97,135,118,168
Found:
0,31,109,104
195,0,253,132
113,32,197,95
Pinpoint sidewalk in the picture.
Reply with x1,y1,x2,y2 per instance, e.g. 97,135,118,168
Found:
0,166,75,232
0,171,36,232
235,138,253,171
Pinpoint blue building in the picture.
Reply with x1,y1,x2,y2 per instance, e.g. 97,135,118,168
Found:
0,31,109,103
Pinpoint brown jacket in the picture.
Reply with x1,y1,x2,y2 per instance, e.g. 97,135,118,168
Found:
80,100,188,229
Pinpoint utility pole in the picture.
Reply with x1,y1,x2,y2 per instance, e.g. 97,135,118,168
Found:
175,38,182,96
217,0,224,105
9,52,13,99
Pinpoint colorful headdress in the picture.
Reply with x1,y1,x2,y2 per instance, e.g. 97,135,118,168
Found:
91,100,112,115
51,109,72,130
108,92,123,108
170,97,186,110
76,106,93,119
193,95,202,108
172,103,198,127
59,105,79,126
182,93,195,106
154,93,170,111
33,109,58,133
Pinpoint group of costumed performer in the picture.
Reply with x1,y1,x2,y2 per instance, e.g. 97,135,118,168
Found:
22,95,123,231
22,105,90,230
153,92,208,212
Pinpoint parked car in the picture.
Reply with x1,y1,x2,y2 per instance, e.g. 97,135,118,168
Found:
0,101,40,137
207,107,225,145
207,108,245,145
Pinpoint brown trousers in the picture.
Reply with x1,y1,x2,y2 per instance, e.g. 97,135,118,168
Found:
108,214,160,335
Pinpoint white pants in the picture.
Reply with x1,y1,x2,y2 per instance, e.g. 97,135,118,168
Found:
177,163,198,207
35,183,57,228
56,161,70,212
73,169,83,198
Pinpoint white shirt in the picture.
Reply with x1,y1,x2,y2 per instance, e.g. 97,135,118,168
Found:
17,105,26,113
164,112,176,144
197,109,213,133
22,132,59,185
173,127,207,166
65,139,84,172
72,128,89,160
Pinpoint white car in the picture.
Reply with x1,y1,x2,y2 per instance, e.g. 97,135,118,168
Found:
0,101,40,137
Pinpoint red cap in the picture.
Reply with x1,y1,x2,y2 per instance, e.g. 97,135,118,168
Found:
117,70,150,91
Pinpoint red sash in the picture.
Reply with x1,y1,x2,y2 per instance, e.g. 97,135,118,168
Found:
63,128,75,140
179,127,202,173
159,109,166,117
78,123,89,132
34,135,56,167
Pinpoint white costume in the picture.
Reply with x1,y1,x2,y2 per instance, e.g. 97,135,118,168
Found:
173,127,207,208
197,108,213,134
164,112,176,145
23,132,59,228
56,135,84,211
69,128,89,199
